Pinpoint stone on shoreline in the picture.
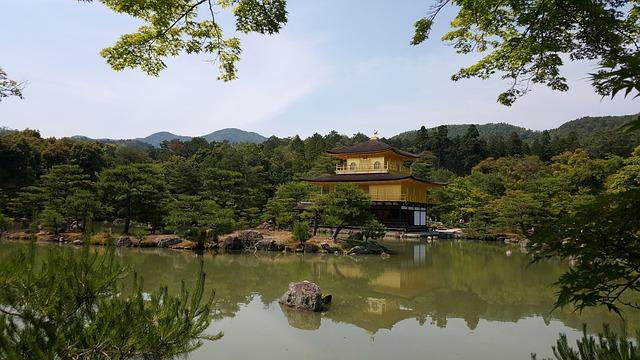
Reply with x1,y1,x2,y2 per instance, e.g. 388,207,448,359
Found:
237,230,263,247
255,238,282,251
116,236,132,247
157,236,182,248
221,235,243,251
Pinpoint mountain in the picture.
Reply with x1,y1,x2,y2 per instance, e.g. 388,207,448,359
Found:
71,128,268,147
549,114,639,139
135,132,191,147
391,123,535,144
201,128,267,143
391,114,639,144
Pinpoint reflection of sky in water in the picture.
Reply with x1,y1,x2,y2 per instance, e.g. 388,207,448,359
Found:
2,241,638,359
193,297,583,360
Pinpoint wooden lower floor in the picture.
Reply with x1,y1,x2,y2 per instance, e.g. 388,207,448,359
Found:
298,201,436,231
370,202,434,231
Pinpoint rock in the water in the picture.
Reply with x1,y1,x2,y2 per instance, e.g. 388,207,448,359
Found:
221,235,243,251
72,239,83,246
116,236,132,247
237,230,263,247
319,242,340,252
303,243,320,253
279,281,329,312
347,242,389,255
157,236,182,248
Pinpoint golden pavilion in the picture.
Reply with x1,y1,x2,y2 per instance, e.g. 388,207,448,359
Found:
302,133,445,230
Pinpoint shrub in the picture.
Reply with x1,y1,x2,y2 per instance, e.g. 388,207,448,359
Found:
292,221,311,246
362,219,386,242
0,213,11,231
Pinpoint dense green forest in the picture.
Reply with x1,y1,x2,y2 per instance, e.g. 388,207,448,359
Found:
0,114,638,240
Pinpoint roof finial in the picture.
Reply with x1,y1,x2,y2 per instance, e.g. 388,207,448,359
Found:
372,130,379,140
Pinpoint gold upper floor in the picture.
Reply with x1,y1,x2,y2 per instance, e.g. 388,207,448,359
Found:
335,156,411,175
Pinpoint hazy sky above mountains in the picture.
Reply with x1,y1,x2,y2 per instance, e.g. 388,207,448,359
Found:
0,0,637,139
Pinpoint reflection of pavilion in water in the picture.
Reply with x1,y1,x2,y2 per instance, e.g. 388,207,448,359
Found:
321,243,632,336
322,244,485,334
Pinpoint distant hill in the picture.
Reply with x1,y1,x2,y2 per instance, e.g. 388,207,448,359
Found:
135,132,191,147
549,114,639,139
72,128,268,147
391,114,639,144
392,123,535,144
201,128,267,143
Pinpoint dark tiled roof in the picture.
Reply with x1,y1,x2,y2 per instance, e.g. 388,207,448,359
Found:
302,173,443,184
326,139,419,158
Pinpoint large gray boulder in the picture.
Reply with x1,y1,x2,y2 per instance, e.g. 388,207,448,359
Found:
279,281,331,312
255,238,282,251
237,230,263,247
221,235,243,251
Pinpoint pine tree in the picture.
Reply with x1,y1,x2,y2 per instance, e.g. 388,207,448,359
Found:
0,246,220,359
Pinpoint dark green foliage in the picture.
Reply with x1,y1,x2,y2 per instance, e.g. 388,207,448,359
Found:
317,184,372,240
532,325,640,360
0,213,12,231
98,164,169,234
0,246,219,359
166,194,235,246
265,181,313,228
292,220,311,246
38,207,65,235
530,188,640,314
0,130,46,196
361,219,386,242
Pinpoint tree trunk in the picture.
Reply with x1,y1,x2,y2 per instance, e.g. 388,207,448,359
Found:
124,218,130,235
124,193,132,235
312,211,319,236
332,223,344,240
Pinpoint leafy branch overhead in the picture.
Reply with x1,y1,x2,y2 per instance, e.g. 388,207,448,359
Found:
412,0,640,106
81,0,287,79
0,68,25,102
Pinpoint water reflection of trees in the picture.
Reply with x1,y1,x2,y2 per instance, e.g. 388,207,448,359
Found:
4,241,638,335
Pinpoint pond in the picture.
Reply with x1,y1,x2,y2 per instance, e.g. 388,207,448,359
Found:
2,240,639,359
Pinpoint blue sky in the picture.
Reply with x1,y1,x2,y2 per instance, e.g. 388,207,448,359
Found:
0,0,637,139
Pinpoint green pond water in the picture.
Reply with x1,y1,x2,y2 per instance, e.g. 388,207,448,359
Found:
2,240,639,359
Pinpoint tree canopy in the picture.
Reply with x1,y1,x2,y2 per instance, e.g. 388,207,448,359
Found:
82,0,287,79
412,0,640,107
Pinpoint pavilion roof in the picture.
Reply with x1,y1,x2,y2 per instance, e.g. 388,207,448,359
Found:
326,139,420,159
302,173,446,185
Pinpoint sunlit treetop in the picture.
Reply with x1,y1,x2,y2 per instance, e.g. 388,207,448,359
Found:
412,0,640,106
81,0,287,80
